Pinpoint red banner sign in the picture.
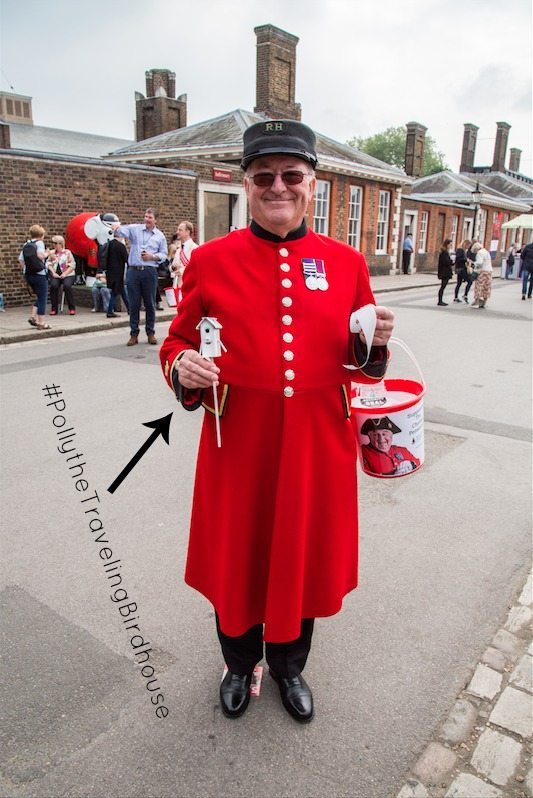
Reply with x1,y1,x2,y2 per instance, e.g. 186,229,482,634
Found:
213,168,232,183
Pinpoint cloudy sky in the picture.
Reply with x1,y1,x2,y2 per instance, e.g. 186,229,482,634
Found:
1,0,531,173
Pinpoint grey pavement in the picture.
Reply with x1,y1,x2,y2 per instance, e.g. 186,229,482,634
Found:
0,274,531,798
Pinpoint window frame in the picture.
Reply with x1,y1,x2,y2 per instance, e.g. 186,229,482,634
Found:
347,185,363,250
313,179,330,236
418,211,428,253
375,190,391,254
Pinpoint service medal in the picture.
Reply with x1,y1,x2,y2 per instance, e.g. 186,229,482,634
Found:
302,258,328,292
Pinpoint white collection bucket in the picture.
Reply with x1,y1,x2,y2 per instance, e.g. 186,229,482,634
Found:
164,286,179,308
351,337,426,479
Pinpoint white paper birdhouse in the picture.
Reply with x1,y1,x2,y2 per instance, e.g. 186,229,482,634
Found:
196,317,226,358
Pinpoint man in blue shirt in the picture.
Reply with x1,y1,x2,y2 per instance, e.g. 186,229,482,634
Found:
116,208,168,346
402,233,414,274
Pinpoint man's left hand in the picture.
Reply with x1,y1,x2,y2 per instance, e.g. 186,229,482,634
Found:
141,251,153,262
367,306,395,347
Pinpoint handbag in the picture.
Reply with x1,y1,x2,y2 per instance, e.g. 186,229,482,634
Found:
157,259,170,278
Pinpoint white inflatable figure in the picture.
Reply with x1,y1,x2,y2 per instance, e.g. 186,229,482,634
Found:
84,213,120,246
196,317,227,447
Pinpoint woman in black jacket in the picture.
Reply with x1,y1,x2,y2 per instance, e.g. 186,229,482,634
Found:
453,238,473,303
437,238,454,306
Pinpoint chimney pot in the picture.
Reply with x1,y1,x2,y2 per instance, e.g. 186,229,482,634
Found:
509,147,521,173
254,24,301,120
492,121,511,172
404,121,427,177
136,69,186,141
460,123,479,173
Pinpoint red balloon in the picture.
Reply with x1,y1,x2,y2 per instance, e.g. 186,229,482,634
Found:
65,212,99,266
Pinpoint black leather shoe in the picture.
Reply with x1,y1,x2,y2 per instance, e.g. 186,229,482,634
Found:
270,669,314,723
219,671,252,718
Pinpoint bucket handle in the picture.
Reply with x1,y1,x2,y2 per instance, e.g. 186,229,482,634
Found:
389,336,426,387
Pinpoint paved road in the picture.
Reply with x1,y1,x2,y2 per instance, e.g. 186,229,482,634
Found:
1,280,531,798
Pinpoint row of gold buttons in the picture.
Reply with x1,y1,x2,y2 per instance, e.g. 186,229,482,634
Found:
280,247,295,398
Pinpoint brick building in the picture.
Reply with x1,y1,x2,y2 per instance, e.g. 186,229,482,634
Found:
400,122,532,273
0,152,195,305
108,24,412,275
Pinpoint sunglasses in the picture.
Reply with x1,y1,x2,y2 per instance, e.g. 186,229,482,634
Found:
249,170,311,187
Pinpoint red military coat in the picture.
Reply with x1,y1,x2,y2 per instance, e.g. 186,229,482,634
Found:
160,225,387,642
361,444,421,477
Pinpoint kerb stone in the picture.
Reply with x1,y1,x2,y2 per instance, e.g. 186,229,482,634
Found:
509,654,533,694
466,664,502,700
471,728,522,786
445,773,502,798
489,686,533,738
491,629,523,659
412,742,457,785
397,780,429,798
481,647,507,672
505,605,532,635
440,698,478,744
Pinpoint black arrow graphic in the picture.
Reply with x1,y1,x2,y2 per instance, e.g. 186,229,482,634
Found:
107,413,173,494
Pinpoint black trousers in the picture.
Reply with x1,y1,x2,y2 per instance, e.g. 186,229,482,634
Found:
216,614,314,678
438,277,450,302
454,269,472,298
402,250,411,274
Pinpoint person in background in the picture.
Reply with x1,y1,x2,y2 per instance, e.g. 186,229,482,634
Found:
471,241,493,309
47,235,76,315
519,241,533,300
115,208,168,346
505,244,516,279
19,224,51,329
453,239,473,303
104,233,130,318
91,270,111,313
437,238,454,306
171,220,199,295
402,233,414,275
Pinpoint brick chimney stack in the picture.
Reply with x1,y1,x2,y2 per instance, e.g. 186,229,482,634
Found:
135,68,187,142
404,122,427,177
492,121,511,172
460,123,479,173
254,24,301,120
509,147,521,173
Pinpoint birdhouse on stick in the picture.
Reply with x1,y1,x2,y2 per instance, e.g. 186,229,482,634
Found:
196,317,226,359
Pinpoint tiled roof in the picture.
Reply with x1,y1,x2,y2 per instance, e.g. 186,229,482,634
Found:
110,109,258,155
474,172,533,201
410,170,531,212
108,109,407,181
6,122,132,158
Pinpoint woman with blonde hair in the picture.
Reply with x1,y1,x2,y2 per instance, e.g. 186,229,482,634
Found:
470,241,493,309
47,235,76,315
18,224,51,329
453,239,473,303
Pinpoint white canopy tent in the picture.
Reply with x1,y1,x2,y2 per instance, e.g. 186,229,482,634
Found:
501,214,533,230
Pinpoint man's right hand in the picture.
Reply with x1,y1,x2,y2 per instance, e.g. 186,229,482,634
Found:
177,350,220,389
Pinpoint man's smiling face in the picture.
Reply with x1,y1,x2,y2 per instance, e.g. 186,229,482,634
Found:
244,155,316,238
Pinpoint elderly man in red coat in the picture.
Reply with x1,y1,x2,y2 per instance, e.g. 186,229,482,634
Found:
160,120,395,723
361,416,421,476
